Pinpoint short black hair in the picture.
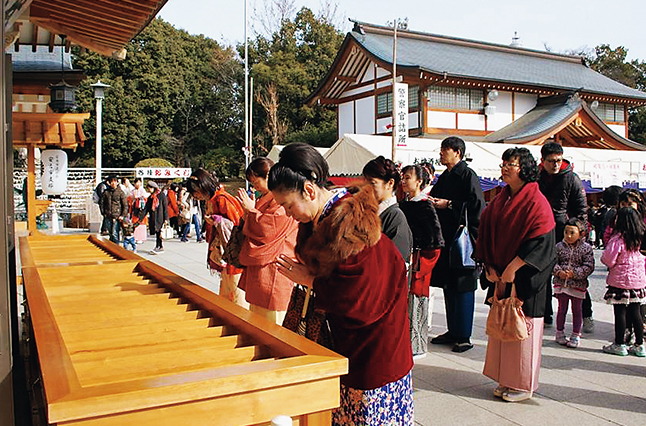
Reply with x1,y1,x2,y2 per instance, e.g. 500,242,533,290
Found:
565,217,586,235
441,136,466,159
268,143,329,194
541,142,564,159
602,185,623,206
502,147,539,182
363,156,401,186
107,175,118,183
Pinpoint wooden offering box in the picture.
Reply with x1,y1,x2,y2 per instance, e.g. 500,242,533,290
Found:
20,234,347,426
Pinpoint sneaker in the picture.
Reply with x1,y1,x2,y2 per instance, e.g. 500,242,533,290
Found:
567,335,580,348
493,385,508,398
602,343,628,356
555,330,568,346
502,389,532,402
625,330,636,345
148,249,157,255
153,247,164,254
628,344,646,357
582,317,594,333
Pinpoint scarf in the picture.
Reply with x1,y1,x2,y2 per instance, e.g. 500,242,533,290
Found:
151,190,159,211
475,182,554,273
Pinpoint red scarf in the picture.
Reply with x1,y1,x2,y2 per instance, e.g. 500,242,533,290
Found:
151,190,159,211
475,182,554,273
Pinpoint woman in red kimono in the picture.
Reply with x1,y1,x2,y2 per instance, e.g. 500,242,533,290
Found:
271,143,413,426
236,157,298,324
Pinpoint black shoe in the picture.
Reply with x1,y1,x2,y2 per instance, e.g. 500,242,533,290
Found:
431,332,456,345
452,342,474,353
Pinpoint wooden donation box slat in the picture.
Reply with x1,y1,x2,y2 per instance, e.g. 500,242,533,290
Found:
20,234,348,426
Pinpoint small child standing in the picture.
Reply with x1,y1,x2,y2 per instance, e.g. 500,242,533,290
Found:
601,207,646,357
553,218,595,348
122,216,137,252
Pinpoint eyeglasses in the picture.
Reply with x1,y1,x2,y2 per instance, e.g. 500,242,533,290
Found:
499,162,520,169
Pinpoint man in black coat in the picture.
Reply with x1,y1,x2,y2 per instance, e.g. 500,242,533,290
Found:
429,137,485,353
538,142,589,328
100,176,128,244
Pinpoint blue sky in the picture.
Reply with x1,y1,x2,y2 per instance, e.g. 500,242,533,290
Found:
157,0,646,61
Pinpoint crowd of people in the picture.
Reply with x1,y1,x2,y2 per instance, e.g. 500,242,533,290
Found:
93,138,646,424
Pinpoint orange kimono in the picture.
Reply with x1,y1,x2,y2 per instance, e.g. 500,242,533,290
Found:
205,186,244,275
238,193,298,311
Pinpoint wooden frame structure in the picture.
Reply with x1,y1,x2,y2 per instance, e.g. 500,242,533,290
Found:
20,234,347,426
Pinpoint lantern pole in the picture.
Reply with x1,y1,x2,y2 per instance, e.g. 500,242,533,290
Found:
244,0,250,190
91,81,110,186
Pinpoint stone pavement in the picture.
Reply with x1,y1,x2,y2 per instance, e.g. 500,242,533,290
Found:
122,235,646,425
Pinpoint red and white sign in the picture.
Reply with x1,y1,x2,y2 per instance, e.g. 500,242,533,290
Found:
136,168,192,179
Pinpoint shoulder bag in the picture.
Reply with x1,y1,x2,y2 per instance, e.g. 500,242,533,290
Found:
223,218,245,269
485,282,532,342
449,204,476,269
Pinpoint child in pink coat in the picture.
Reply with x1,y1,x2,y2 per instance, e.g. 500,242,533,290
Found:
601,207,646,357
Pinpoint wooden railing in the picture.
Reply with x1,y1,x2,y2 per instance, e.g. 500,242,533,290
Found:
20,234,347,426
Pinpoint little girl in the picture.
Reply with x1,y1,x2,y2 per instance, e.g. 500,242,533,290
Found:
601,207,646,357
552,218,594,348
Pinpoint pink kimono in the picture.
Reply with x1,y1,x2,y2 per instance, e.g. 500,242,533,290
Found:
238,192,298,311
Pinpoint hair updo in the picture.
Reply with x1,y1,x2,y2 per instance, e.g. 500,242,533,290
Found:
362,156,401,186
268,143,329,194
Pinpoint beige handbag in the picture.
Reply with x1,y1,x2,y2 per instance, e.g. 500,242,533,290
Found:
485,282,531,342
160,223,174,240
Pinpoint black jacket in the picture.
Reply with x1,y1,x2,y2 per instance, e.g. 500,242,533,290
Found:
481,231,556,317
430,161,485,292
140,191,168,233
538,159,587,240
399,199,444,251
100,186,128,219
380,204,413,261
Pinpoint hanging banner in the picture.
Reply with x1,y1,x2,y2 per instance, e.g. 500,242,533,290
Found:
136,168,192,179
393,82,408,147
41,149,68,195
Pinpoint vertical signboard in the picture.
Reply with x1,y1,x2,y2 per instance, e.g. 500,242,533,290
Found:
393,82,408,147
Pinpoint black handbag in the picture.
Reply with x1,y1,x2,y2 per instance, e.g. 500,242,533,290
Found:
449,204,476,269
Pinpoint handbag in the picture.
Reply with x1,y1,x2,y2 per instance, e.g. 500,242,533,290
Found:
282,285,334,349
160,223,174,240
449,204,476,269
485,282,532,342
222,218,245,269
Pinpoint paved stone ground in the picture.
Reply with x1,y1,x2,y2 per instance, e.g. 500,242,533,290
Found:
30,230,646,425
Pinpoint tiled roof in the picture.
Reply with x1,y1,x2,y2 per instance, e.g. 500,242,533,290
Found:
350,23,646,101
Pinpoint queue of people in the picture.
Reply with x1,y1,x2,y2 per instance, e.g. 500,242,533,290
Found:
93,137,646,423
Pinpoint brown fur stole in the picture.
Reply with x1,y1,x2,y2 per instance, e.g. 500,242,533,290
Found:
295,185,382,277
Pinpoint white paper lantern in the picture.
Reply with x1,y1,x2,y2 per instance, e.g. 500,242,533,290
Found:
41,149,68,195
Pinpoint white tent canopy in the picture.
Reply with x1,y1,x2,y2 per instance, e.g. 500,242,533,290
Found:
323,134,646,190
267,145,329,164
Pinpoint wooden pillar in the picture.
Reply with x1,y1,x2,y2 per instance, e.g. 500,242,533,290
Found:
300,409,332,426
27,144,36,233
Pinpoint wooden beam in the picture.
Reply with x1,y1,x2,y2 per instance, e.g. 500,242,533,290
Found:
29,17,122,57
27,145,37,233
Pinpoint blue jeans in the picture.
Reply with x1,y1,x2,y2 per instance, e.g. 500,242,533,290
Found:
123,236,136,252
181,214,202,241
108,219,121,244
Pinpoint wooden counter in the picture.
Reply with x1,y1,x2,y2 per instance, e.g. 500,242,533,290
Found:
20,234,347,426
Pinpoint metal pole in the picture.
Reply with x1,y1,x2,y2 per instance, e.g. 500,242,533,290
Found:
244,0,249,189
250,76,254,159
391,19,398,161
96,97,103,185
